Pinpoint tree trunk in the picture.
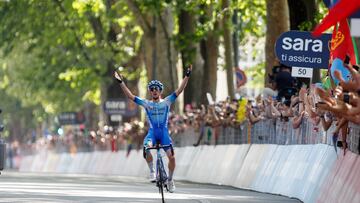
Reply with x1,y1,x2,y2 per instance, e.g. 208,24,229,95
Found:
9,117,21,142
99,79,109,126
84,102,97,129
179,9,204,106
200,6,219,104
143,33,155,81
222,0,235,99
156,8,178,96
232,8,240,68
106,51,143,125
265,0,290,86
95,0,145,126
200,32,219,104
288,0,320,83
128,0,178,97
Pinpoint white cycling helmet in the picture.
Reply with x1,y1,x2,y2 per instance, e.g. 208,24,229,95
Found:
147,80,164,91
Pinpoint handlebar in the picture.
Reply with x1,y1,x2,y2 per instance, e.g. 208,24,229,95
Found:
145,144,172,150
143,144,174,158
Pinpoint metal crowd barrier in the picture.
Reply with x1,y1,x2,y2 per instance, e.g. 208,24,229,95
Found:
172,119,360,155
12,118,360,160
348,123,360,154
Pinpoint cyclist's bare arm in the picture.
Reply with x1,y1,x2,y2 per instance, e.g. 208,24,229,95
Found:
175,65,192,96
114,71,136,101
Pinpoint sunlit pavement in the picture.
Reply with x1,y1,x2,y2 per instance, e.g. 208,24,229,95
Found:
0,171,302,203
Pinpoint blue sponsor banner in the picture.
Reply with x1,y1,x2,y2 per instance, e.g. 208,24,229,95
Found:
275,31,332,68
57,112,85,125
104,99,138,116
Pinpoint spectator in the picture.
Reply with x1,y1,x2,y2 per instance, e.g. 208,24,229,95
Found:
20,61,360,155
264,65,281,99
275,65,298,104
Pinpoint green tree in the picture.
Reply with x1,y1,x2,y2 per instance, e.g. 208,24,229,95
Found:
265,0,290,86
222,0,235,99
0,0,143,130
0,0,270,140
126,0,178,97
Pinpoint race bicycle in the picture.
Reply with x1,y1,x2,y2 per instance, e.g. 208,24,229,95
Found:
144,143,173,203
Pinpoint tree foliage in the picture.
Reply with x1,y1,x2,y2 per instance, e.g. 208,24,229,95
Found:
235,0,266,40
298,1,327,31
0,0,309,139
0,0,142,114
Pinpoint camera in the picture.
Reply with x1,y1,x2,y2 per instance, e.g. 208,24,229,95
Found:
343,92,350,104
344,55,350,65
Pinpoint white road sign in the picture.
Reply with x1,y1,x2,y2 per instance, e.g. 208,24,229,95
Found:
351,19,360,37
291,67,313,78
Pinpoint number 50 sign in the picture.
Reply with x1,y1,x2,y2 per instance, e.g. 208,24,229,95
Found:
291,67,313,78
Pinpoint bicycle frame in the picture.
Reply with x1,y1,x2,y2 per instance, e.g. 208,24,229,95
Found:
156,147,167,188
144,144,173,203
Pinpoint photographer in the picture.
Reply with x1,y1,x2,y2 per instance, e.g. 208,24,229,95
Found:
264,65,280,99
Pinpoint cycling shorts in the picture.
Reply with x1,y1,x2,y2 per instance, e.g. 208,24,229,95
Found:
143,127,173,151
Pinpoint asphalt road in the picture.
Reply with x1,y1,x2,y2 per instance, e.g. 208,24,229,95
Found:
0,171,302,203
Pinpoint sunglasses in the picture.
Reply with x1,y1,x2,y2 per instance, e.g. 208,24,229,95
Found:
150,87,160,92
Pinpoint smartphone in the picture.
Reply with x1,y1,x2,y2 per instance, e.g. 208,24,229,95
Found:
343,93,350,104
344,55,350,65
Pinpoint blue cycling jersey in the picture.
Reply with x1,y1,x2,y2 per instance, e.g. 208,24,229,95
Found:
134,92,177,147
134,92,177,129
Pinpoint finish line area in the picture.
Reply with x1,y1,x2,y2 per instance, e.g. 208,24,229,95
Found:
0,171,301,203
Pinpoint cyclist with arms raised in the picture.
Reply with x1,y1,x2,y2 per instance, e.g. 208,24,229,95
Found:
114,65,192,193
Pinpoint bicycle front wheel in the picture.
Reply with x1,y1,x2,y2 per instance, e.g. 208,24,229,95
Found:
158,169,165,203
157,157,166,203
158,181,165,203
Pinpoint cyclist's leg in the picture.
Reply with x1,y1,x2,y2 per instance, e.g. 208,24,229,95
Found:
161,130,176,192
143,129,156,180
165,149,175,179
161,130,175,180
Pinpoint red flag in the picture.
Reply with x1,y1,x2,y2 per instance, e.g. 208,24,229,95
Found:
330,19,356,64
313,0,360,36
329,19,355,85
329,24,338,62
